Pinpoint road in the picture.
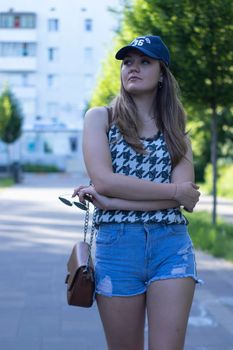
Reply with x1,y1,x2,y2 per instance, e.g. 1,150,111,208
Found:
196,193,233,224
0,173,232,350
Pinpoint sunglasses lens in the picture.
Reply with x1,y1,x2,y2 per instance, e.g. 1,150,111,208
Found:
58,197,72,206
73,201,88,211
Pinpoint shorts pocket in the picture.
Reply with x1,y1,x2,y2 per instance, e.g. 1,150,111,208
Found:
168,224,188,235
96,224,123,246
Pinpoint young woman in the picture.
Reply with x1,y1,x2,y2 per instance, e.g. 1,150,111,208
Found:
73,35,201,350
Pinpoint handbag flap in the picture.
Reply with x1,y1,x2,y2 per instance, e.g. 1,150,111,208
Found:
66,241,92,288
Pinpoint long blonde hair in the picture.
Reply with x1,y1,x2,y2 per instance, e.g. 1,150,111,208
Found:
110,62,187,167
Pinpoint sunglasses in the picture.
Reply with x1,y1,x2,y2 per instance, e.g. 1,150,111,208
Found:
58,195,88,211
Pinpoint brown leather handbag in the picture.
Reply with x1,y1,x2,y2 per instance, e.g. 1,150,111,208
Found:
65,240,95,307
59,195,96,307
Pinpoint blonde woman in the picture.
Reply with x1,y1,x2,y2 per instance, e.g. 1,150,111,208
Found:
73,35,201,350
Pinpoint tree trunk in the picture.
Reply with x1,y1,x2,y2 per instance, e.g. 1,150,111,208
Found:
211,104,217,225
6,144,11,176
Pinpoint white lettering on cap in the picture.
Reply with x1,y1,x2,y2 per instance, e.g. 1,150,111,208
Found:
131,37,151,47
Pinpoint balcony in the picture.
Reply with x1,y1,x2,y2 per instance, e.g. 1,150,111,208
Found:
0,57,37,71
0,28,37,42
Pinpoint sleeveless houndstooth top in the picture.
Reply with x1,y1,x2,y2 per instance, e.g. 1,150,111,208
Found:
95,122,187,225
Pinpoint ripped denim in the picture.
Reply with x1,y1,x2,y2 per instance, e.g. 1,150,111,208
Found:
95,222,201,297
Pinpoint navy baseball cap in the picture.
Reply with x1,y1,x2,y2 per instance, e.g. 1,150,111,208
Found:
115,35,170,66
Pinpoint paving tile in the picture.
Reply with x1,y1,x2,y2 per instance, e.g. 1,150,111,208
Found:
18,306,61,337
42,336,106,350
185,322,233,348
0,308,21,337
61,303,103,335
0,337,41,350
0,174,233,350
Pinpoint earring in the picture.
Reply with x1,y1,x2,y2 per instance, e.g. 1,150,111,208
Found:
158,81,163,89
158,75,163,89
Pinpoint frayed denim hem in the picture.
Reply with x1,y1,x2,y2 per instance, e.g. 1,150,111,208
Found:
147,274,204,287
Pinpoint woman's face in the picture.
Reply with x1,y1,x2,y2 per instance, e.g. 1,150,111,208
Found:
121,49,161,96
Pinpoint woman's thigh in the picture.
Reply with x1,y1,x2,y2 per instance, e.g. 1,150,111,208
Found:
147,278,195,350
97,293,146,350
95,223,147,297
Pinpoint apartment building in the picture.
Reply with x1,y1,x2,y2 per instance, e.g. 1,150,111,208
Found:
0,0,121,171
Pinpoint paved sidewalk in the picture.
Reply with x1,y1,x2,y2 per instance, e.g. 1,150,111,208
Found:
0,173,233,350
196,193,233,224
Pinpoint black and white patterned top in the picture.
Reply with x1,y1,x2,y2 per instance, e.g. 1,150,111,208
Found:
95,123,187,225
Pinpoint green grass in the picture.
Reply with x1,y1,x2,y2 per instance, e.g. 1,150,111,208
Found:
202,163,233,200
0,177,14,188
186,211,233,261
199,182,233,200
22,163,61,173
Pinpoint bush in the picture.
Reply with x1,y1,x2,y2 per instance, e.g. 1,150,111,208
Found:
218,163,233,199
186,211,233,261
0,177,14,187
204,162,233,199
22,163,61,173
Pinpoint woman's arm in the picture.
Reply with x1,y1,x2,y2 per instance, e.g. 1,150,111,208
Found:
77,185,179,211
171,137,195,184
81,107,199,210
76,138,197,213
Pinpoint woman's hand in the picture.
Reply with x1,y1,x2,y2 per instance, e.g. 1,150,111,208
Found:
173,182,200,212
72,185,113,210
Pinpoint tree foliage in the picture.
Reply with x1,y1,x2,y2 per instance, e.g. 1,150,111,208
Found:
91,0,233,116
114,0,232,113
90,0,233,223
0,88,23,144
90,50,121,107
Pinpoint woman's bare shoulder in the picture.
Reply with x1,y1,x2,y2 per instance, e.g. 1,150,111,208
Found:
85,106,108,119
84,106,109,130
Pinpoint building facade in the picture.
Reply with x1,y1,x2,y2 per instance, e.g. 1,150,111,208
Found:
0,0,121,171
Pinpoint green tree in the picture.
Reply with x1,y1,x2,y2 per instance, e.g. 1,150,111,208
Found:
91,0,233,224
127,0,233,224
0,88,23,172
90,50,121,107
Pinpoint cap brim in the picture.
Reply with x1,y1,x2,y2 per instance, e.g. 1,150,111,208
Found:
115,46,160,61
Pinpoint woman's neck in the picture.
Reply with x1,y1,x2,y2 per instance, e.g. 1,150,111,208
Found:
132,94,157,122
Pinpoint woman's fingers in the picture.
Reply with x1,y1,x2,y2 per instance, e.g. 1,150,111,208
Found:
189,182,200,190
78,186,95,203
175,182,200,210
72,185,89,197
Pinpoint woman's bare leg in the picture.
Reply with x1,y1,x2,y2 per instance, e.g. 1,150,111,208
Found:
147,278,195,350
96,293,146,350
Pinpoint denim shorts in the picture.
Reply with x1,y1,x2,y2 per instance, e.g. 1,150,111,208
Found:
95,222,200,297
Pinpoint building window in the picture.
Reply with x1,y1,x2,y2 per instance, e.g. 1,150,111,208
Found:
0,42,36,57
22,73,29,86
27,140,36,153
14,15,20,28
84,74,93,90
84,18,92,31
84,47,93,62
21,73,35,87
0,13,36,28
69,136,78,152
21,99,36,115
21,14,36,28
47,74,58,88
47,102,59,120
48,18,59,31
22,43,28,56
48,47,59,61
47,74,54,87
